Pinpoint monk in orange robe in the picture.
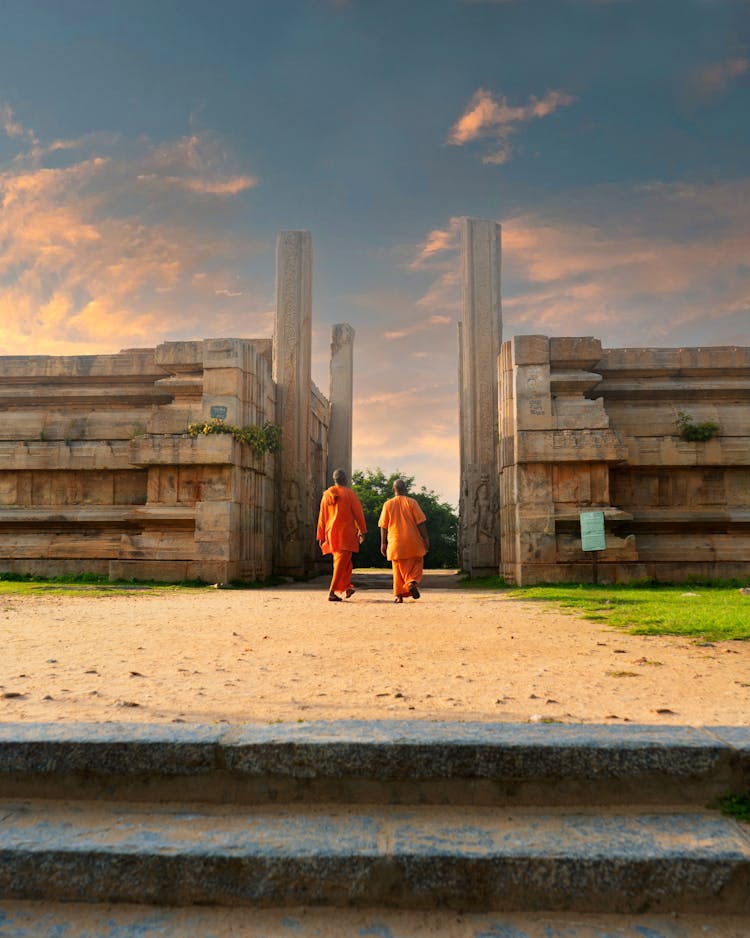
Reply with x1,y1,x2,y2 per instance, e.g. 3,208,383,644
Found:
378,478,430,603
317,469,367,602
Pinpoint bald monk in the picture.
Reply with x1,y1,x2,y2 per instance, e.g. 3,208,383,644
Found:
378,479,430,603
317,469,367,602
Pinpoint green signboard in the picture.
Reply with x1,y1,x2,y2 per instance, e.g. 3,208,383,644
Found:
580,511,606,552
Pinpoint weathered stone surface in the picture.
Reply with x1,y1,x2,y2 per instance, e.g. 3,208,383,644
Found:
0,328,328,582
549,336,603,370
327,323,355,483
1,721,745,806
1,905,748,938
511,334,549,366
500,333,750,584
515,429,627,463
459,218,503,575
273,231,313,576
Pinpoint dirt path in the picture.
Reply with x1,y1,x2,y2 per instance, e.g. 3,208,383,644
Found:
1,571,748,726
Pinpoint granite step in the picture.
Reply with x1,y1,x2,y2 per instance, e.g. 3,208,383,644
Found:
0,901,748,937
1,799,749,914
0,721,747,807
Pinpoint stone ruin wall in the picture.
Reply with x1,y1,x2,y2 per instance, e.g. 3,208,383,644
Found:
0,337,329,583
500,335,750,585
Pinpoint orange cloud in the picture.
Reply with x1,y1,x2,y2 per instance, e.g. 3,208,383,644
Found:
447,87,577,164
409,217,461,269
0,105,269,356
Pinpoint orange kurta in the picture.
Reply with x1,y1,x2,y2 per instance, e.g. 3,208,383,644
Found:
317,485,367,595
317,486,367,554
378,495,427,560
378,495,428,598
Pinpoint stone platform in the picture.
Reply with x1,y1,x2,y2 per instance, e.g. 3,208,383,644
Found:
0,721,748,935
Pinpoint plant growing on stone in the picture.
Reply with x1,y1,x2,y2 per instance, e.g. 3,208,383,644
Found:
187,418,282,455
676,411,719,442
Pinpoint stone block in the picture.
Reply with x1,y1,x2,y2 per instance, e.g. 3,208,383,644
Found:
147,407,196,435
203,368,244,398
119,531,195,561
195,501,238,535
0,475,18,506
556,532,638,562
154,340,204,373
549,337,603,370
553,397,610,431
108,560,191,582
203,338,245,369
514,364,553,430
511,335,549,366
129,435,236,467
516,464,553,505
515,562,595,585
515,511,555,535
516,430,627,463
518,531,557,563
194,538,231,560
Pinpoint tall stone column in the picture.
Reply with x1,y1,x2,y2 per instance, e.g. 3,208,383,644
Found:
273,230,312,576
327,323,355,483
458,217,502,576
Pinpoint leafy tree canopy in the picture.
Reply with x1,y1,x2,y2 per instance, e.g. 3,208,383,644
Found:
351,468,458,569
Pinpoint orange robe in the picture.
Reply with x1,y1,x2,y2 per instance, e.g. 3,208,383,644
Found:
378,495,427,597
317,485,367,594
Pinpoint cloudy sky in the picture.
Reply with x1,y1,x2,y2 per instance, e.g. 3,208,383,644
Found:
1,0,748,506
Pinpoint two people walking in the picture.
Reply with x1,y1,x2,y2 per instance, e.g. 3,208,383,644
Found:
316,471,429,603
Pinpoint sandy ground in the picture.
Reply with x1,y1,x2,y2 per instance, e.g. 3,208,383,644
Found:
1,571,748,727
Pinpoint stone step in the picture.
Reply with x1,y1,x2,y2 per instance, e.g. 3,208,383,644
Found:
1,799,749,914
0,721,747,807
1,901,748,937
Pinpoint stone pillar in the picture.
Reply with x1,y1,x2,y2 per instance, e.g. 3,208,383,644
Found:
327,323,355,483
273,230,312,576
458,217,502,576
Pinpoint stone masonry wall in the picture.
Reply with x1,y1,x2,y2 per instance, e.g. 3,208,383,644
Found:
0,338,329,583
500,335,750,585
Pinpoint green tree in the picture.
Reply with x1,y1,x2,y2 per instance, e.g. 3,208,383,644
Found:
351,468,458,569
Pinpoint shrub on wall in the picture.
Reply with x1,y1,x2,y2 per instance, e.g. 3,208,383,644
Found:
187,418,282,454
675,411,720,442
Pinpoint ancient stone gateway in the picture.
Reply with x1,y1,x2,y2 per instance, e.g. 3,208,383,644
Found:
0,230,354,584
0,219,747,585
457,216,750,584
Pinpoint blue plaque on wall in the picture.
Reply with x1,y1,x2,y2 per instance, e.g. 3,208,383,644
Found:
210,405,227,420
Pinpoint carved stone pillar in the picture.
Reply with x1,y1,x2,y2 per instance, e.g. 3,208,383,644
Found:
273,230,312,576
327,323,355,483
458,218,502,576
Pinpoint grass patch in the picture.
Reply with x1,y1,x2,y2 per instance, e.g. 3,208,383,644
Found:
504,582,750,642
0,571,293,597
717,794,750,824
0,572,211,597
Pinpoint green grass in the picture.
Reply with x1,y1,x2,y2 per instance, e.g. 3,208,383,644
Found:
461,580,750,641
0,570,293,596
0,571,211,597
717,794,750,824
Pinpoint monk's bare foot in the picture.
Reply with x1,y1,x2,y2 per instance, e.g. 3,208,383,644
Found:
393,596,403,603
345,588,356,598
328,592,342,602
409,582,420,600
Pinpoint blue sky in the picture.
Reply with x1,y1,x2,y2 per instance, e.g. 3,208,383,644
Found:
1,0,748,505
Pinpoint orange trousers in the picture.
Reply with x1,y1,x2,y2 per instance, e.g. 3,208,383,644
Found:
392,556,423,597
330,550,353,594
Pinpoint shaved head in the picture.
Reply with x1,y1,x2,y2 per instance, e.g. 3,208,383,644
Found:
332,468,347,485
393,478,407,495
